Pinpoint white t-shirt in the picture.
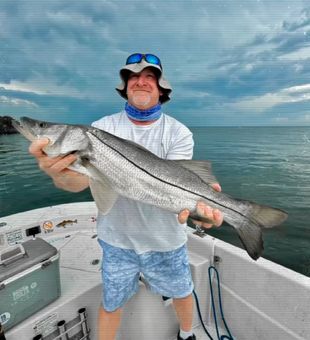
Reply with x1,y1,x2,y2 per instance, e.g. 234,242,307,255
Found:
92,111,194,253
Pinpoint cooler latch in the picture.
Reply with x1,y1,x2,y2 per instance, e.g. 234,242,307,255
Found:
41,260,52,269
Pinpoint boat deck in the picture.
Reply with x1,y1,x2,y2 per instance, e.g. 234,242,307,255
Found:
1,202,309,340
4,227,231,340
193,326,228,340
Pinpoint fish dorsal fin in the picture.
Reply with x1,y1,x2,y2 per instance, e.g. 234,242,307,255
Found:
89,177,118,215
174,160,218,185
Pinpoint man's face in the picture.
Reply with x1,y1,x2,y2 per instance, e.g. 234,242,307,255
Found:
126,68,162,109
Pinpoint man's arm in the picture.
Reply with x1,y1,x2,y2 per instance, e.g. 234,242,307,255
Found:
29,138,89,192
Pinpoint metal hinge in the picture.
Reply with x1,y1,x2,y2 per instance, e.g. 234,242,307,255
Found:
41,260,52,269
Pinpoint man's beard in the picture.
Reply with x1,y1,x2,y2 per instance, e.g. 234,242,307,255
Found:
131,91,152,108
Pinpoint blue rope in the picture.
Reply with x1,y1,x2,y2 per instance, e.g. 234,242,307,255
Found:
193,289,213,340
193,265,234,340
208,266,234,340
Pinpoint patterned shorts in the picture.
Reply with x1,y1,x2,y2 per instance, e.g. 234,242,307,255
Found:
98,239,194,312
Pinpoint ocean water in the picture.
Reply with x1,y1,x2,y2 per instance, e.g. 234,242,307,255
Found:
0,127,310,277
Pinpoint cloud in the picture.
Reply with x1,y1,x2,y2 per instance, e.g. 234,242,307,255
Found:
230,83,310,112
278,46,310,61
0,95,38,107
0,80,84,98
0,0,310,125
273,113,310,125
0,82,44,95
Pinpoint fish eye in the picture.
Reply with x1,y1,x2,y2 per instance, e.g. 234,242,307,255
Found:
39,122,46,128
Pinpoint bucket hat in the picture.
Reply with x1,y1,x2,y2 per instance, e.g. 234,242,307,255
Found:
115,58,172,104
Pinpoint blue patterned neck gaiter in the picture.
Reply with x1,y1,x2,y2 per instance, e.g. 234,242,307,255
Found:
125,102,162,121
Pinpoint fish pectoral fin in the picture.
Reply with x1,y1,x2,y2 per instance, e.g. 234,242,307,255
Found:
174,160,218,185
68,162,92,177
89,178,118,215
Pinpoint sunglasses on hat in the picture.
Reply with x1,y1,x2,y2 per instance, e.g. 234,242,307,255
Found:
126,53,162,70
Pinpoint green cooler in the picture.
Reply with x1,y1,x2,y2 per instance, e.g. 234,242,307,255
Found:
0,237,60,331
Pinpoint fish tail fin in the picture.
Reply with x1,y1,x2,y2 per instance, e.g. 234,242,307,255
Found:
235,221,264,260
225,200,288,260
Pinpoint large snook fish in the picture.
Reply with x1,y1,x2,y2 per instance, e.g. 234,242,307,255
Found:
12,117,288,260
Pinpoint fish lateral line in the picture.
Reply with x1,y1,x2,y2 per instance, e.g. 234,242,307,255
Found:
86,129,247,219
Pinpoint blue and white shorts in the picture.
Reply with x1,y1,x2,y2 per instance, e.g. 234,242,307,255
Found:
98,239,194,312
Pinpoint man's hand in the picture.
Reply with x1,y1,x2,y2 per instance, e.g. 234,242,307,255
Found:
29,138,77,177
177,183,223,228
29,138,89,192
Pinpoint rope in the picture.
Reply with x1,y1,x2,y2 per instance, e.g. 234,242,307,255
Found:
193,265,234,340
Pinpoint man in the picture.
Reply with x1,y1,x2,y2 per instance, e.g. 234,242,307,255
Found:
29,53,223,340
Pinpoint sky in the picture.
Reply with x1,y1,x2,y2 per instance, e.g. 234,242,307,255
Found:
0,0,310,126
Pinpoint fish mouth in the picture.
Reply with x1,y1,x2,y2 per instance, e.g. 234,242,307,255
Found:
11,117,36,142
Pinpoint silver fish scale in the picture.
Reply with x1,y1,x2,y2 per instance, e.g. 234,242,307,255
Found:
86,129,250,219
89,128,219,196
87,131,203,213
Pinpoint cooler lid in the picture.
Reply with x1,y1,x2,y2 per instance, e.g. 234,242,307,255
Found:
0,237,57,282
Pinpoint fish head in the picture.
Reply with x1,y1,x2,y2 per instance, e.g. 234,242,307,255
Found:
12,116,90,158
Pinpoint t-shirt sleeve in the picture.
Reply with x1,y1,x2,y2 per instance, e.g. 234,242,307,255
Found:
92,117,108,130
166,125,194,160
91,116,117,135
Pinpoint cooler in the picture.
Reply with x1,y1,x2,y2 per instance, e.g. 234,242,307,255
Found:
0,237,60,331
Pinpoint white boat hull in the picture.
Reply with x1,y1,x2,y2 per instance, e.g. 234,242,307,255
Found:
0,202,309,340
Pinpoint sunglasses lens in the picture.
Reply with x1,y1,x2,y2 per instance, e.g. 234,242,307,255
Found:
125,53,162,69
126,53,143,65
145,54,162,68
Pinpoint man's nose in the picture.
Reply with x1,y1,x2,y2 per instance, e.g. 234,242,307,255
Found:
136,75,147,86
